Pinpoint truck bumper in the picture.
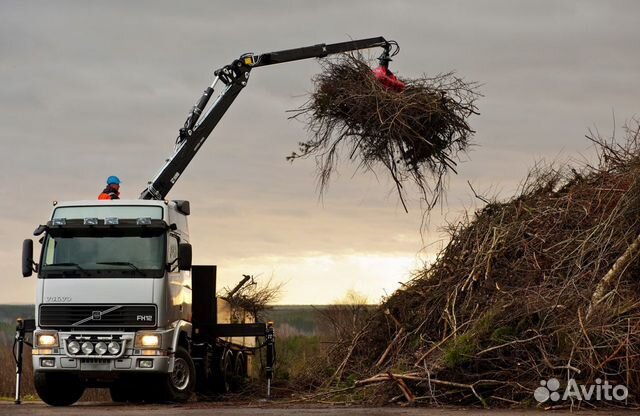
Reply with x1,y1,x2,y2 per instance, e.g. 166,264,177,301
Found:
32,331,174,375
33,355,173,373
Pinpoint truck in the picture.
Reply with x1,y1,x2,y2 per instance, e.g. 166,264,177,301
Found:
19,199,273,405
14,36,401,406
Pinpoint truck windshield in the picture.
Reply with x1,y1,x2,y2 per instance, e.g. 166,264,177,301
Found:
40,232,165,278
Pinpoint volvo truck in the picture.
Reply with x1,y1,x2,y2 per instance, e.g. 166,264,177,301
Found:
20,199,274,405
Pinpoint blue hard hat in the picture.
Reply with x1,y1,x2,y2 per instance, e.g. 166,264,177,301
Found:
107,176,121,185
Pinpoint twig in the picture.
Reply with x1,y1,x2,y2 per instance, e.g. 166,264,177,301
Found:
375,327,405,367
586,231,640,319
476,334,544,356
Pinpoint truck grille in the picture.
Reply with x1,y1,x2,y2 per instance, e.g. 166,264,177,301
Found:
39,304,157,328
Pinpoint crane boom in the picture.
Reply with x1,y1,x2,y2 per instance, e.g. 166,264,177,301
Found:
139,37,391,200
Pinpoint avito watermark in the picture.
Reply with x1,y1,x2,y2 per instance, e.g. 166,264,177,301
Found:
534,378,628,403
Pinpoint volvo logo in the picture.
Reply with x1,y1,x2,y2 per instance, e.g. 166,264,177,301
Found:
72,305,122,326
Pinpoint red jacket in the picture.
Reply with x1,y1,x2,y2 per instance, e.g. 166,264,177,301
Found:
98,185,120,200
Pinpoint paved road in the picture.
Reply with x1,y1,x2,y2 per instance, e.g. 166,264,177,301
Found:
0,402,635,416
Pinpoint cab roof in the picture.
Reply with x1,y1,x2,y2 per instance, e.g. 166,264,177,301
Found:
54,199,167,208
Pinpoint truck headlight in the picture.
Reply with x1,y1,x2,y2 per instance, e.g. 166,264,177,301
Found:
135,333,161,348
107,341,121,355
67,340,81,354
95,342,108,355
40,358,56,367
36,332,59,348
81,341,94,355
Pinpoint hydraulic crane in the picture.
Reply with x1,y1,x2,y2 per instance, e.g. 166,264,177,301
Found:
14,36,403,406
139,36,400,200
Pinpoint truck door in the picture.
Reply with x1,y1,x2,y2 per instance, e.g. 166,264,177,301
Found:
167,234,190,321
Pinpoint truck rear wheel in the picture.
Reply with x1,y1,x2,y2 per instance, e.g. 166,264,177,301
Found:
159,346,195,402
34,372,85,406
230,352,247,392
214,350,234,393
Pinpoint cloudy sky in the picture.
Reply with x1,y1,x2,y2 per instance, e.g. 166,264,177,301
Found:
1,1,639,304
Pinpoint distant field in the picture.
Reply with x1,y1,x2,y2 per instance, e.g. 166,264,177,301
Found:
0,305,34,322
0,305,34,346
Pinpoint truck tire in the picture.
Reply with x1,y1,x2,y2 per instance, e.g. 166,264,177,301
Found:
214,350,234,393
230,352,246,392
159,346,196,402
34,372,85,406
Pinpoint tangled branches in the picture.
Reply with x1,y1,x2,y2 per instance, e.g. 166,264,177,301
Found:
325,123,640,407
223,276,283,319
289,54,479,211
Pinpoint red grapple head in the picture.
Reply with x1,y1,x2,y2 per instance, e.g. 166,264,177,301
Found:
373,66,405,92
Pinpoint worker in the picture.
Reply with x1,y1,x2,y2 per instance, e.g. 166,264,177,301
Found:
98,176,121,200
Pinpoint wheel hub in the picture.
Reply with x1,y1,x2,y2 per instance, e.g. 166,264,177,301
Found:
171,357,190,391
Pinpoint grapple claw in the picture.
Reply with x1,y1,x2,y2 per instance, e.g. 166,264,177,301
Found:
373,66,406,92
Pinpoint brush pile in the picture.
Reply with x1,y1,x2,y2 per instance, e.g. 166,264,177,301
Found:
289,54,479,210
223,276,282,319
326,126,640,407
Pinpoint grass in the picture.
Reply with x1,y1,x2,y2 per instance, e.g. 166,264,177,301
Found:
272,335,323,382
441,309,500,369
442,334,476,368
0,345,33,399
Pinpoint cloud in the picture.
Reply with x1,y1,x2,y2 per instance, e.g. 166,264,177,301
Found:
1,0,639,304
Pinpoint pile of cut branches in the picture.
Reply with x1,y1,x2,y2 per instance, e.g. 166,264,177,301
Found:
319,124,640,407
289,54,479,211
223,275,282,319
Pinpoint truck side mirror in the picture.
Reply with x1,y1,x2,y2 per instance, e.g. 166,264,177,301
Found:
22,239,34,277
178,243,192,271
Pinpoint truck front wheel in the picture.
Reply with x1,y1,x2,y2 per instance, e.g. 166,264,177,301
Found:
160,346,195,402
34,372,85,406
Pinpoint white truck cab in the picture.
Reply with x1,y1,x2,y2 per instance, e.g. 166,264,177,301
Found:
21,199,271,406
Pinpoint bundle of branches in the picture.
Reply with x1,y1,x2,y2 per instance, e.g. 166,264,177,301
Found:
323,124,640,407
223,276,282,319
289,54,479,211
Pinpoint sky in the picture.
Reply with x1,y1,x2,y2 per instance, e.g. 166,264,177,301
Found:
1,1,639,305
